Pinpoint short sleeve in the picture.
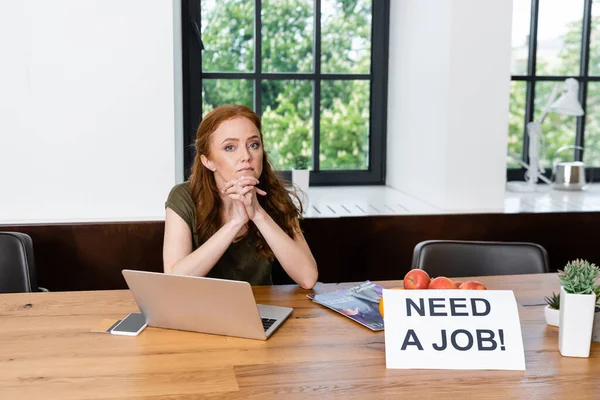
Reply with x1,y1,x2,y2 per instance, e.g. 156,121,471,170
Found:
165,182,195,232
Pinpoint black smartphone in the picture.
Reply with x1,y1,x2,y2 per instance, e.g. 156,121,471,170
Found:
110,312,147,336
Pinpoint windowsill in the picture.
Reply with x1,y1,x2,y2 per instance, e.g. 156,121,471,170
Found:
4,184,600,225
301,183,600,218
301,186,438,218
504,182,600,213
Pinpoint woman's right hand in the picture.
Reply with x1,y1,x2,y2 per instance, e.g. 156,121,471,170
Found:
222,177,265,225
229,195,250,226
221,178,251,226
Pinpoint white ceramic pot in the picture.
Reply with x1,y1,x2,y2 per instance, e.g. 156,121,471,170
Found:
292,169,310,198
544,305,559,327
558,286,596,357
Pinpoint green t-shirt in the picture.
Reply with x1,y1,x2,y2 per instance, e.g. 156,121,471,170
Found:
165,182,272,286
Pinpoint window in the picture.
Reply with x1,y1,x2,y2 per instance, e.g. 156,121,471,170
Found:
509,0,600,182
182,0,390,185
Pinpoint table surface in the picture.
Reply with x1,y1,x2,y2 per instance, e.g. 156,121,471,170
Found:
2,273,599,399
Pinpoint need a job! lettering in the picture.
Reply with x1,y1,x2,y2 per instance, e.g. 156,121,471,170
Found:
400,297,507,352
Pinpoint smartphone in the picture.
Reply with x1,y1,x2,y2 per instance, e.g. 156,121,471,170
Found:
110,312,147,336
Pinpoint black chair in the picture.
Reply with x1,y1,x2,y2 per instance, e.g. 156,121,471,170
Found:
411,240,549,278
0,232,46,293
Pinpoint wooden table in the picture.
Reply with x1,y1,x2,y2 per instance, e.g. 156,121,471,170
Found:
1,273,599,399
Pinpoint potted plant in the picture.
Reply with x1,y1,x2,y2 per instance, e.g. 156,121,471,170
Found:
544,292,560,327
544,285,600,342
291,155,310,198
558,259,600,357
544,287,600,342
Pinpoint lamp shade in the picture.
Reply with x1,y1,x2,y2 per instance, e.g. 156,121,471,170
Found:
549,78,584,116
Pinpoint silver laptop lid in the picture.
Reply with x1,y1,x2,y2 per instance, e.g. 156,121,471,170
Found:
122,270,268,340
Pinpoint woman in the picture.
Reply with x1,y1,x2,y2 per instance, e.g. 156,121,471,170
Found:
163,104,318,289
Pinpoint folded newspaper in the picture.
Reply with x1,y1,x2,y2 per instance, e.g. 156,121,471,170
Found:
308,280,384,331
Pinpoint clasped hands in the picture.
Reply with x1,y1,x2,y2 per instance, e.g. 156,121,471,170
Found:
221,176,267,223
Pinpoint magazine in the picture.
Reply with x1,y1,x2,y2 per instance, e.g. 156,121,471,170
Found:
308,281,384,331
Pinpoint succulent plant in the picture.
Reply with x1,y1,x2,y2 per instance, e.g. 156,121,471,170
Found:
558,259,600,295
544,292,560,310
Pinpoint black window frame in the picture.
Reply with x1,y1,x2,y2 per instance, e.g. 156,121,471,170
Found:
509,0,600,183
181,0,390,186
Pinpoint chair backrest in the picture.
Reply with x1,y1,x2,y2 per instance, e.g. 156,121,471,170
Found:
0,232,39,293
411,240,549,278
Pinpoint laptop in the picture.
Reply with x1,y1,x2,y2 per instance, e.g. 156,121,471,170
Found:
121,270,293,340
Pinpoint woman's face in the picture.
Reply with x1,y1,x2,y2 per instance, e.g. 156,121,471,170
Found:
201,116,264,188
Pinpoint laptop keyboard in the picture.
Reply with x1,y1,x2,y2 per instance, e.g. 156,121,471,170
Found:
261,318,277,331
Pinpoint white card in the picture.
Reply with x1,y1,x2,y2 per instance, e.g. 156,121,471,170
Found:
383,289,526,371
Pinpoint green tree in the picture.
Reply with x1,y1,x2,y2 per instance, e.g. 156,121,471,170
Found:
509,12,600,171
200,0,371,170
507,81,526,168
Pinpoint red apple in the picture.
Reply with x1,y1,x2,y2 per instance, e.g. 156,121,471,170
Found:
428,277,457,289
403,269,431,290
458,281,487,290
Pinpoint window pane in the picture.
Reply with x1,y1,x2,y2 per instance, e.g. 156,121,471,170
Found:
589,0,600,76
261,80,313,170
508,81,527,168
201,79,254,117
201,0,254,73
511,0,531,75
536,0,584,76
585,82,600,166
321,0,371,74
534,81,577,166
261,0,313,73
320,80,369,170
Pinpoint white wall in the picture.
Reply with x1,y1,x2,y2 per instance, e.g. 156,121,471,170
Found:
386,0,513,211
0,0,181,224
386,0,453,206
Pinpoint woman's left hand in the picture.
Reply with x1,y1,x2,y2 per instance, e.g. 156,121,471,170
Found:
223,177,267,220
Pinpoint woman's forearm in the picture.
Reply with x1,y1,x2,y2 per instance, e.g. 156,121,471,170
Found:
168,220,245,276
252,209,318,289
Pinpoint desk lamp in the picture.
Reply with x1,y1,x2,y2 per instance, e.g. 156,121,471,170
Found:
508,78,584,192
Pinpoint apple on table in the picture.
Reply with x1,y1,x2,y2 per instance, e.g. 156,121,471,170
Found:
379,269,488,317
